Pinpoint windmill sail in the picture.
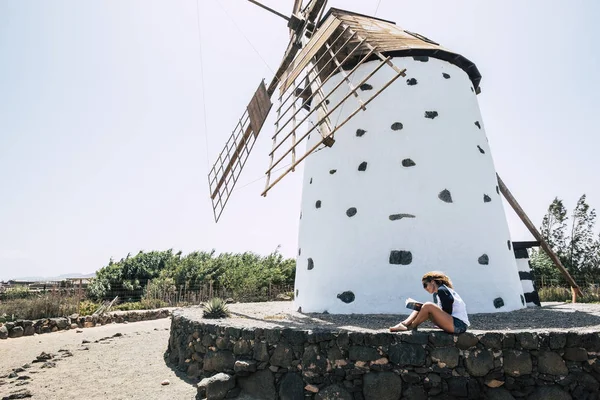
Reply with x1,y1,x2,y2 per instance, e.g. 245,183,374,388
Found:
208,0,328,222
262,10,415,195
208,81,271,222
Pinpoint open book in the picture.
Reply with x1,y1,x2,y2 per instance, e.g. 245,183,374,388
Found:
405,298,423,311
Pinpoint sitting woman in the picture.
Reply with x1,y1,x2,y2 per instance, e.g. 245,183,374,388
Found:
389,271,470,333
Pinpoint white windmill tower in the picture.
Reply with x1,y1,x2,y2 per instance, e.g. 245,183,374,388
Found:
208,0,581,314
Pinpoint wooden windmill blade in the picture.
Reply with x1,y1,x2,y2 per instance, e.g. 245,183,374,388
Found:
262,10,410,196
208,0,328,222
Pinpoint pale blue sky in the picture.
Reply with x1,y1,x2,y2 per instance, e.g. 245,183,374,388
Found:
1,0,599,280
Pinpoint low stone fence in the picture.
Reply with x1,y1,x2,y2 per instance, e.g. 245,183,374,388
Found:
0,308,171,339
167,311,600,400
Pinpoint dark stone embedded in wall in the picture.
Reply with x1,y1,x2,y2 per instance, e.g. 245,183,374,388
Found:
296,289,299,297
438,189,453,203
402,158,416,167
298,248,301,256
484,194,492,203
519,271,533,281
310,178,312,184
346,207,357,217
391,122,403,131
389,214,416,221
307,258,314,270
442,73,451,79
356,129,366,137
315,200,321,209
360,83,373,91
300,211,302,220
475,121,481,129
424,111,439,119
521,295,525,306
494,297,505,309
329,169,337,175
496,185,500,195
525,291,541,306
389,250,413,265
471,87,475,92
508,240,512,250
407,78,418,86
325,99,330,105
478,254,489,265
358,162,367,171
413,55,429,62
337,291,355,303
477,145,485,154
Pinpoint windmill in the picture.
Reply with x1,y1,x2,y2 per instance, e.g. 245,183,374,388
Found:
207,0,580,313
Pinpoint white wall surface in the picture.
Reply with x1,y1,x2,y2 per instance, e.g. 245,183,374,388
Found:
294,56,525,314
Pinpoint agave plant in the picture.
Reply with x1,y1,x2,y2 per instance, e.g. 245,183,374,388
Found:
202,297,230,319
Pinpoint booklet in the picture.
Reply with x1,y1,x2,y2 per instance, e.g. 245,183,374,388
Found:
405,298,423,311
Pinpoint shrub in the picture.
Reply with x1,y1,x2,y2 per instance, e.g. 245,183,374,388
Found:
0,293,79,320
202,298,230,319
78,300,100,316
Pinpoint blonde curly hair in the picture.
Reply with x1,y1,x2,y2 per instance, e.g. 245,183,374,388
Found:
422,271,453,289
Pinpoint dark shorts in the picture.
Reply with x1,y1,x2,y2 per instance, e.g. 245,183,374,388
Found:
453,317,468,334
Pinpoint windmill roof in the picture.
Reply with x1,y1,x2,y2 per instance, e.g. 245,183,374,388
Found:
318,8,482,90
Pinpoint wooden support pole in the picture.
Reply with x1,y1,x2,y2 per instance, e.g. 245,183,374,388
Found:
497,174,583,298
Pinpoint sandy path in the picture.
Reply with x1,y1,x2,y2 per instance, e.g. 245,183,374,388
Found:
0,319,196,400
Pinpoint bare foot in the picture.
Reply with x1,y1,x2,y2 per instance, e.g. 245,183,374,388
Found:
389,323,408,332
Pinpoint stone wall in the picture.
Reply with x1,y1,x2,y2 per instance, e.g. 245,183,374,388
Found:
0,308,171,339
167,313,600,400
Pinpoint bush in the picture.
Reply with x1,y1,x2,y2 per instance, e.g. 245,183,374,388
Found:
0,293,79,320
202,298,230,319
78,300,100,316
538,285,600,303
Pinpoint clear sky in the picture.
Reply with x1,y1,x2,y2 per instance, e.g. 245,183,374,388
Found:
1,0,599,281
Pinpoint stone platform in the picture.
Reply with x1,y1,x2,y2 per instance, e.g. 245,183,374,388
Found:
166,303,600,400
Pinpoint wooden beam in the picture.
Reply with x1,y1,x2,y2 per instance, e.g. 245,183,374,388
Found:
497,174,582,297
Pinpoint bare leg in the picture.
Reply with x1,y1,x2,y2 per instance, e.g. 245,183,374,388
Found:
389,310,419,332
409,303,455,333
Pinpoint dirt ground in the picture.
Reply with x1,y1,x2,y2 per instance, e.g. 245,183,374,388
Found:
0,318,197,400
3,301,600,400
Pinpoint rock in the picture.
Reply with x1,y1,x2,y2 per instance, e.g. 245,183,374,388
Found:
0,325,8,339
305,384,319,393
486,387,516,400
315,384,353,400
161,379,170,386
198,373,235,400
388,343,426,366
233,340,251,355
456,332,478,349
503,349,532,377
9,326,24,338
563,347,588,362
464,349,494,377
76,329,83,333
447,377,468,397
234,360,257,373
275,293,292,301
270,344,293,367
485,379,505,388
279,372,304,400
430,347,459,368
302,344,327,375
203,351,235,372
537,351,568,376
516,332,538,350
363,371,402,400
8,372,18,379
70,324,78,329
2,389,33,399
238,369,276,400
349,346,380,362
402,385,427,400
429,332,454,347
41,362,56,368
253,342,269,362
479,333,503,350
527,385,572,400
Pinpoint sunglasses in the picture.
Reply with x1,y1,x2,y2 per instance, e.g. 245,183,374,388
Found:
422,281,430,289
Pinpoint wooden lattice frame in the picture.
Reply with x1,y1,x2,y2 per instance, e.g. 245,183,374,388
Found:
262,17,407,195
